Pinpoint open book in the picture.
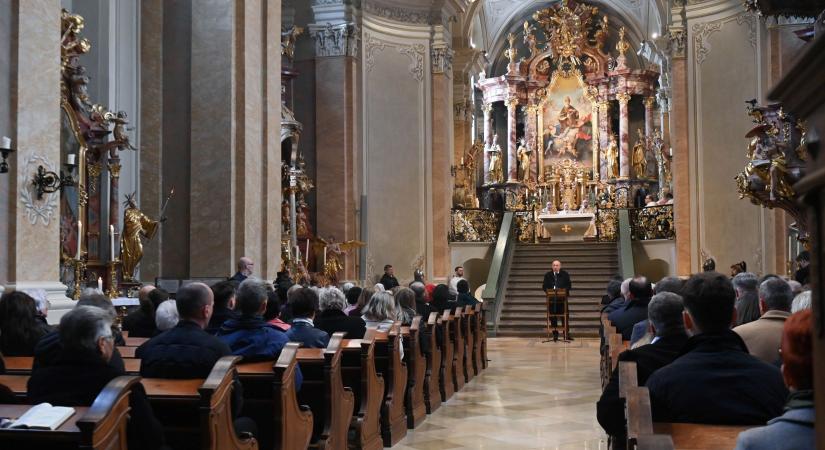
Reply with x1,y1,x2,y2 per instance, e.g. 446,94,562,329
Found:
9,403,75,430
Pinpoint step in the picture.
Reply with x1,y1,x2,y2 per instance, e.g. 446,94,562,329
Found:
495,328,600,338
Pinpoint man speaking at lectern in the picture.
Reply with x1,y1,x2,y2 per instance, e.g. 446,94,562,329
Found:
543,260,572,340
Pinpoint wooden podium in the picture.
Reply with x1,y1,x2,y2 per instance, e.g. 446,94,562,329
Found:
544,288,569,342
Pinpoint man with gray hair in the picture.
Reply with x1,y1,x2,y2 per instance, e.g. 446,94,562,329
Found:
734,277,793,363
598,292,689,439
28,306,165,449
732,272,760,326
230,256,254,283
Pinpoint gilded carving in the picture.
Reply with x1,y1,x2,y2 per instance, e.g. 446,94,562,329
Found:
630,205,674,240
449,209,503,242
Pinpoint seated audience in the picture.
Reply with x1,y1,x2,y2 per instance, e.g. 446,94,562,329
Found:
137,283,232,379
733,272,761,326
791,290,811,313
607,276,651,340
395,287,418,325
600,279,624,313
646,272,787,425
349,287,374,318
734,310,814,450
431,284,454,314
315,287,366,338
265,289,291,331
206,281,240,334
644,194,657,207
122,285,159,338
730,261,747,277
786,279,803,297
285,287,330,348
155,300,179,332
0,291,52,356
24,289,50,325
598,292,689,439
217,278,291,361
630,276,685,345
341,282,354,294
274,270,294,304
343,286,362,316
456,280,479,307
702,257,716,272
362,291,398,332
27,306,165,450
734,277,792,364
410,282,432,318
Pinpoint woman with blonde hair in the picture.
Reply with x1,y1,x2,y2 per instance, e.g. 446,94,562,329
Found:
362,291,397,331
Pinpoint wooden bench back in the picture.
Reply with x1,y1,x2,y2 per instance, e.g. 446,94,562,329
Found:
474,303,488,369
461,306,475,383
423,312,442,414
272,343,313,450
340,337,383,450
402,316,426,429
371,325,408,447
449,308,466,393
438,310,454,402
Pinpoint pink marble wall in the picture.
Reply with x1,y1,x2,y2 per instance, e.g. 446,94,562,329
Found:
618,95,630,179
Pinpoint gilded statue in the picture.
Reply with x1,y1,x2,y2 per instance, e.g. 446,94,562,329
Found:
120,193,163,281
516,138,532,183
605,134,619,178
313,237,365,284
487,134,503,184
632,129,648,178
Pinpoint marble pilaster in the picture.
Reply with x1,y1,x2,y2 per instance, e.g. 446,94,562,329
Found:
432,70,451,278
598,100,610,180
617,93,631,179
3,0,71,320
590,101,600,181
525,105,538,182
506,97,518,182
671,58,691,275
482,103,492,183
644,97,655,137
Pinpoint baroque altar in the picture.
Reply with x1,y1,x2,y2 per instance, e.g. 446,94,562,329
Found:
474,0,670,214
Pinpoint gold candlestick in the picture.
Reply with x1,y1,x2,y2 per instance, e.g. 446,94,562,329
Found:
107,260,120,299
72,257,86,300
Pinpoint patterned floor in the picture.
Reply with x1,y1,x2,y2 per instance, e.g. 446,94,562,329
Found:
395,337,608,450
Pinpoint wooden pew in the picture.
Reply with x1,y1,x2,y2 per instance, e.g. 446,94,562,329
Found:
123,337,149,347
372,326,408,447
339,336,383,450
476,303,488,369
449,308,466,393
469,305,483,376
3,356,33,375
0,374,28,402
422,312,442,414
401,317,426,428
651,423,752,450
116,346,136,358
438,311,455,402
0,375,139,450
142,355,258,450
235,343,312,450
461,306,474,383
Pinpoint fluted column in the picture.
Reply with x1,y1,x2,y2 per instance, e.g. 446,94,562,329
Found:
506,97,518,182
482,102,493,183
617,92,631,179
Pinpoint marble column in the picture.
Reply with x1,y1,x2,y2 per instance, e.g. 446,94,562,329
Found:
617,92,631,179
525,105,538,182
3,0,72,320
671,53,691,275
506,97,518,182
598,100,610,180
310,14,360,280
590,101,600,181
431,44,453,279
482,102,493,183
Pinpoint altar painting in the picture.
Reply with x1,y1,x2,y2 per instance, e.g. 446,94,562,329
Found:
541,76,593,167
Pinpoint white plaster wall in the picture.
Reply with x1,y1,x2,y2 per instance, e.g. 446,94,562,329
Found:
633,240,676,281
685,1,775,275
361,16,433,284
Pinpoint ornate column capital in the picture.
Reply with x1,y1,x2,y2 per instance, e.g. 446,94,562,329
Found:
308,22,361,57
482,103,493,114
453,101,471,122
616,92,631,105
506,96,519,110
431,45,454,74
644,96,656,109
598,100,610,111
668,29,687,59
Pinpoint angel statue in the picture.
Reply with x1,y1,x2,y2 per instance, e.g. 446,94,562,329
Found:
120,193,164,281
101,111,136,155
605,134,619,178
313,236,366,284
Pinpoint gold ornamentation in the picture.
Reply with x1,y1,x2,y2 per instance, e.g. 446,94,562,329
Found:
605,135,619,179
487,134,504,184
560,224,572,233
281,26,304,61
516,138,532,183
120,193,161,282
449,209,503,242
482,103,493,114
616,27,630,57
514,212,537,243
313,237,365,284
533,2,599,66
632,129,648,178
506,96,519,109
644,96,656,109
595,209,618,241
505,33,518,66
108,163,121,179
630,205,674,240
616,92,631,105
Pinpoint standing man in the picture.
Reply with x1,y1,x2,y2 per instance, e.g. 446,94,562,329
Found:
380,265,399,290
230,256,254,283
448,266,465,299
542,260,572,340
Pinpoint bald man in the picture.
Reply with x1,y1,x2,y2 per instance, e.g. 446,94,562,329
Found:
542,260,572,340
229,257,254,283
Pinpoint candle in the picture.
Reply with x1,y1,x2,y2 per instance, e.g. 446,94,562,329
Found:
76,221,83,259
323,247,327,267
97,277,103,291
66,154,76,166
305,239,310,264
109,225,115,261
0,136,10,149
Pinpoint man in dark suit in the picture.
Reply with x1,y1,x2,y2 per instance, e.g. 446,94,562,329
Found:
645,272,787,425
380,264,400,290
542,260,572,340
286,287,331,348
229,256,254,283
597,291,689,440
608,276,652,340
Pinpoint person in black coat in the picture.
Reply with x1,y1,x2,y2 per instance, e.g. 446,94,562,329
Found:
0,291,52,356
645,272,787,425
608,277,652,340
597,292,689,439
542,260,572,337
28,306,165,450
379,264,400,290
123,285,158,338
206,281,241,335
229,256,254,284
315,287,366,339
285,288,331,348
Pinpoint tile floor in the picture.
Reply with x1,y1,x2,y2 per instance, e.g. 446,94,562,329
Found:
394,337,608,450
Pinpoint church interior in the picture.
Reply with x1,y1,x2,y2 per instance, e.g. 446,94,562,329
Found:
0,0,824,448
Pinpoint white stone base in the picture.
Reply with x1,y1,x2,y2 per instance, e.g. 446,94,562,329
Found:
3,280,74,325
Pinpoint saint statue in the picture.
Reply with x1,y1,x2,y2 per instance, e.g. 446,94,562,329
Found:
313,237,365,285
487,134,503,184
516,138,532,183
605,134,619,178
120,193,163,281
632,129,648,178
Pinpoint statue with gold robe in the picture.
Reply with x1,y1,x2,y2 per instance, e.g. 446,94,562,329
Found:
632,129,648,178
516,138,532,183
605,135,619,178
120,194,162,281
487,134,503,184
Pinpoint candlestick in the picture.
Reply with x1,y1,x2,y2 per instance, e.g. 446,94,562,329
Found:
0,136,10,149
76,221,83,259
97,277,103,292
109,225,115,261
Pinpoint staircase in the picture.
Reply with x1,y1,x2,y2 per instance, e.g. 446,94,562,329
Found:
497,241,619,338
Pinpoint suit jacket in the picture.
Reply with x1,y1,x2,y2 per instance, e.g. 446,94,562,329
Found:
315,309,367,339
733,310,790,365
122,309,158,338
734,391,814,450
136,320,232,379
380,274,400,290
542,270,572,292
286,320,330,348
597,333,689,437
646,330,787,425
608,298,650,340
229,272,247,283
205,307,241,335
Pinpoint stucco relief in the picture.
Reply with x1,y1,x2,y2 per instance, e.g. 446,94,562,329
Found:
693,12,757,65
399,44,426,82
363,31,426,83
364,2,433,24
19,154,60,226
